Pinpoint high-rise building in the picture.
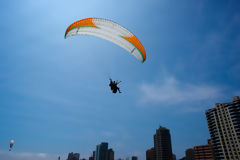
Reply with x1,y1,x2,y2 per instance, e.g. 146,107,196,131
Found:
132,156,138,160
93,151,95,160
106,148,114,160
193,140,214,160
89,156,94,160
205,96,240,160
95,142,108,160
185,148,194,160
67,152,80,160
172,154,176,160
154,126,173,160
146,147,156,160
94,142,114,160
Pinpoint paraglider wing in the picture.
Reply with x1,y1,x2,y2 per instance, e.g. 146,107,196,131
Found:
65,18,146,62
9,140,14,151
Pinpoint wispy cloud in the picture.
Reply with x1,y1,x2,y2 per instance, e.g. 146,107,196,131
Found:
100,127,131,140
101,131,115,138
139,76,222,106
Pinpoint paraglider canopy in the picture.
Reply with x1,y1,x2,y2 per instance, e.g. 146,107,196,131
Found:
65,18,146,62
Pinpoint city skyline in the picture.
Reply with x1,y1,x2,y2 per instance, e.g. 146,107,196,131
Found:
1,0,240,160
1,96,240,160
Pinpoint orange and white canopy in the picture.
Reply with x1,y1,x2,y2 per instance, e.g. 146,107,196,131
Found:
65,18,146,62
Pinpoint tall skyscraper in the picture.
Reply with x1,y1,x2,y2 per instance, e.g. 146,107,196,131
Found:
154,126,173,160
94,142,114,160
205,96,240,160
95,142,108,160
146,147,156,160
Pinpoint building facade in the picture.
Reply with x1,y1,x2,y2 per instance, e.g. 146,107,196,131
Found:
95,142,114,160
93,151,95,160
132,156,138,160
146,147,156,160
67,152,80,160
154,126,173,160
89,156,94,160
185,148,194,160
193,142,214,160
95,142,108,160
106,148,114,160
205,96,240,159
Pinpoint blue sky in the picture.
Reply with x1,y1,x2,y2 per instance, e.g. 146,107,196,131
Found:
0,0,240,159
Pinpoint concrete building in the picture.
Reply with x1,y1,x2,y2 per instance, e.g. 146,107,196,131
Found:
193,140,214,160
205,96,240,159
67,152,80,160
185,148,194,160
93,151,95,160
154,126,173,160
146,147,156,160
95,142,114,160
132,156,138,160
106,148,114,160
89,157,94,160
95,142,108,160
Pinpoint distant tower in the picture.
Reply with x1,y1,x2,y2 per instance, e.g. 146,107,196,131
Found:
95,142,108,160
154,126,173,160
89,157,94,160
93,151,95,160
146,147,156,160
185,148,194,160
132,156,138,160
67,152,80,160
106,148,114,160
205,96,240,159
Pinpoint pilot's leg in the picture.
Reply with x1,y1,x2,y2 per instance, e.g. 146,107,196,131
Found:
117,87,121,93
